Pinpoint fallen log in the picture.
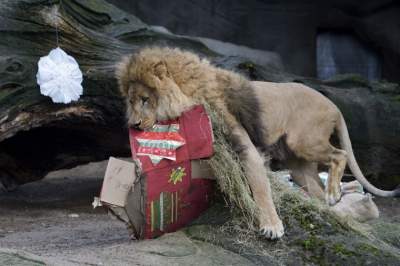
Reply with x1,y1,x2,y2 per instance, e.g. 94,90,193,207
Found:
1,0,399,192
0,0,206,189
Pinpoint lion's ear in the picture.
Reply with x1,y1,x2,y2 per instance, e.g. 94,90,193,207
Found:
153,61,169,80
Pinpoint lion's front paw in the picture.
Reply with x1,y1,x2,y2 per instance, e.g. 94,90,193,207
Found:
259,219,284,240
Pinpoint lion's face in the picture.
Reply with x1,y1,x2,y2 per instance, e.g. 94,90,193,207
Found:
125,82,158,130
125,78,195,130
117,49,198,130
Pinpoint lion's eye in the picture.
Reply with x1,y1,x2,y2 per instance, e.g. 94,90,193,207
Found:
141,96,149,104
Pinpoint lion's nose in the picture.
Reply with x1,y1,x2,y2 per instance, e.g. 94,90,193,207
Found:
132,120,142,130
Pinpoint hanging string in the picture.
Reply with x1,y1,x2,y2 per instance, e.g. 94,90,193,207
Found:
55,0,63,47
55,19,59,47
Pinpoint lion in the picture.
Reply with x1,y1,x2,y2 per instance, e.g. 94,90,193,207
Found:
115,47,400,239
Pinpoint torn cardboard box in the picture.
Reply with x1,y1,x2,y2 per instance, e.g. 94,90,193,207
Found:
97,105,216,239
100,157,136,207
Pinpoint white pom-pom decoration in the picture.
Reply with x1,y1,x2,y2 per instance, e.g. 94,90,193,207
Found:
36,47,83,104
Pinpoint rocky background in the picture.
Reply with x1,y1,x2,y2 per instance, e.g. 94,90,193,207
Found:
107,0,400,82
107,0,400,188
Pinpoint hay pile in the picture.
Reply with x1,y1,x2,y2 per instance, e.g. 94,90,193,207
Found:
205,106,258,227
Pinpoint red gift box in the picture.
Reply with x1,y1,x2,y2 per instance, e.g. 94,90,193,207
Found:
129,105,215,239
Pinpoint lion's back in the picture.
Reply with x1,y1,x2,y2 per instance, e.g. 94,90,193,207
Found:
252,81,341,144
252,80,339,114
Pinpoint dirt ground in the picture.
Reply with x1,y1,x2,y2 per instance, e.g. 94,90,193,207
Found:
0,161,252,266
0,161,399,265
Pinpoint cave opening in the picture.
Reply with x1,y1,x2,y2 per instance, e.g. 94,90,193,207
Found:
316,29,382,81
0,124,130,189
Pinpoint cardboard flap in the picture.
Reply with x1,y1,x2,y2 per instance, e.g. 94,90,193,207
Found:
181,105,214,159
100,157,137,207
191,160,215,180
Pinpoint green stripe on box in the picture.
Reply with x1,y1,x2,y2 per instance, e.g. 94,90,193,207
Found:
151,201,154,232
160,192,164,231
153,199,160,231
175,192,178,222
163,192,172,227
171,192,174,223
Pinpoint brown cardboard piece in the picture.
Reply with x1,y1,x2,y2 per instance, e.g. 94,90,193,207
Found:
100,157,137,207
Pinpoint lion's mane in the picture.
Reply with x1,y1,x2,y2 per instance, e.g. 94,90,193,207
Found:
116,46,267,149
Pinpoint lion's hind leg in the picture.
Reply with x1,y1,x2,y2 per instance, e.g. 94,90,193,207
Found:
325,148,347,205
286,134,347,206
287,158,325,200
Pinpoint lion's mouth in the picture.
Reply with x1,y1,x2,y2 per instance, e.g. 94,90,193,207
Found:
129,120,157,131
128,119,142,130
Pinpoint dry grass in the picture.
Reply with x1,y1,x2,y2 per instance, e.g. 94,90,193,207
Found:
205,105,258,228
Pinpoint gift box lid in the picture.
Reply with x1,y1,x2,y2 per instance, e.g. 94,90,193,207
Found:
129,105,213,172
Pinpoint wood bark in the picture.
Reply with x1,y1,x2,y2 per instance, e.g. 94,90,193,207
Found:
0,0,253,189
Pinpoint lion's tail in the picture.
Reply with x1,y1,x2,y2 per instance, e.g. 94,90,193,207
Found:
336,113,400,197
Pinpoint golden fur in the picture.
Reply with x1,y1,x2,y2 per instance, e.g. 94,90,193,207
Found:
116,47,399,239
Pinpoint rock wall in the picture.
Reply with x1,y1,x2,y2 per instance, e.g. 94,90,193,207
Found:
107,0,400,82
